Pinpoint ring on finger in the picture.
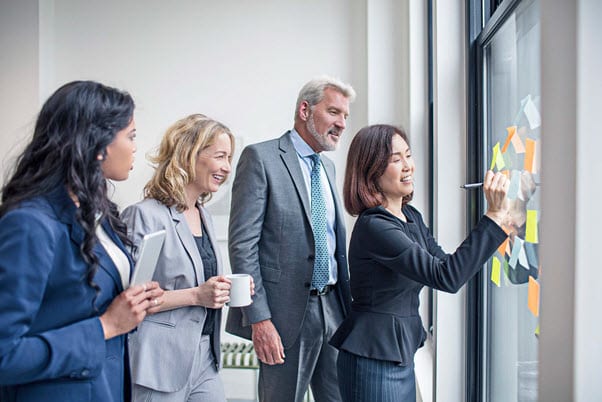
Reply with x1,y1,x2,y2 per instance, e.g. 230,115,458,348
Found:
153,298,158,306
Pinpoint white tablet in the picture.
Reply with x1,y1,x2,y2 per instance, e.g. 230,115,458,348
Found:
129,229,166,287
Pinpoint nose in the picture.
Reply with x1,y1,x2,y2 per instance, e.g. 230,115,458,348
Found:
336,114,346,130
222,159,232,174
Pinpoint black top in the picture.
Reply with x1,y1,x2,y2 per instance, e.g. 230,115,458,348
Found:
330,205,507,365
194,222,217,336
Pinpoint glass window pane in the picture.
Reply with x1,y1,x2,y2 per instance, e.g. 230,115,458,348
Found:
483,1,541,401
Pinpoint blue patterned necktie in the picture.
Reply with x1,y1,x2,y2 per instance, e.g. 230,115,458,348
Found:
309,153,330,291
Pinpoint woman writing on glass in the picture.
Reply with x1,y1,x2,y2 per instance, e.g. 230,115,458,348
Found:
0,81,163,402
330,124,509,402
123,114,247,401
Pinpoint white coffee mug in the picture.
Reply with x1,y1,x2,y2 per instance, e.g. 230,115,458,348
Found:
226,274,252,307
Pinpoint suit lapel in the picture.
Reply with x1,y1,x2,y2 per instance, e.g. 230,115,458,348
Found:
49,187,127,291
170,205,205,285
279,132,312,224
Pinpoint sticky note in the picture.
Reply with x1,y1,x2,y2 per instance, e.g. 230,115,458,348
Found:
511,131,526,153
508,170,521,199
525,210,539,243
502,126,516,153
524,242,538,269
490,142,500,170
509,237,523,269
518,241,529,269
524,138,537,173
491,256,501,287
523,95,541,129
502,260,511,286
498,237,509,257
528,276,540,317
535,324,540,336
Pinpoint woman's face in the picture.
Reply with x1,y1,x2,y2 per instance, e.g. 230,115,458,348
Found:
102,118,136,181
192,132,232,194
377,134,414,202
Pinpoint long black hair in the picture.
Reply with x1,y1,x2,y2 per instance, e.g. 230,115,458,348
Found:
0,80,135,288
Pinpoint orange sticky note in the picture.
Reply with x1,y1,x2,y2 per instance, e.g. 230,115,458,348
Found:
524,138,536,173
525,210,539,243
502,126,516,153
528,276,540,317
491,256,501,287
498,237,509,257
511,131,526,153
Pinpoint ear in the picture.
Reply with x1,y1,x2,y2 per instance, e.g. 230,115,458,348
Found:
298,101,311,122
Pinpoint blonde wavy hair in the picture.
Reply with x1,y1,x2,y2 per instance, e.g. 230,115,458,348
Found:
144,114,234,211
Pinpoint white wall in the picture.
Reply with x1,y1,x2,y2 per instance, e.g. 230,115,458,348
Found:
540,0,602,401
0,0,39,179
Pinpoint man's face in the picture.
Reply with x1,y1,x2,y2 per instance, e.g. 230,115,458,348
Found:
304,88,350,152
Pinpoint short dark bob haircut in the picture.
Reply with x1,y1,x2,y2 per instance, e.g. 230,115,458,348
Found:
344,124,413,216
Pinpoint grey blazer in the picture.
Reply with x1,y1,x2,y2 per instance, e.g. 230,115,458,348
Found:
122,199,223,393
226,131,352,348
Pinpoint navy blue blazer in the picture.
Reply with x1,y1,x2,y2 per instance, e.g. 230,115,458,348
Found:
0,188,132,402
330,205,506,365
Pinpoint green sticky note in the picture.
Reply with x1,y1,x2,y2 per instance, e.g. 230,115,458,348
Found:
490,143,500,170
491,256,501,287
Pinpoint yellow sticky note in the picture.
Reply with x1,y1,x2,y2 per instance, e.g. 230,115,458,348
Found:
528,276,540,317
502,126,516,153
524,138,537,173
490,142,500,170
495,147,506,170
525,210,539,243
491,256,501,287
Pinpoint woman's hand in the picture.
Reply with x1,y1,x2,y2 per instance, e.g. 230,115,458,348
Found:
195,275,231,309
483,170,510,227
99,281,164,340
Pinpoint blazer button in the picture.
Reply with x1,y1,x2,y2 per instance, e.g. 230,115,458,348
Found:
81,369,90,377
307,255,315,261
304,282,311,288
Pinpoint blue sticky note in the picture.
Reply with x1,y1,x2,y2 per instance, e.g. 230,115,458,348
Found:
508,170,521,200
524,242,538,269
509,237,522,269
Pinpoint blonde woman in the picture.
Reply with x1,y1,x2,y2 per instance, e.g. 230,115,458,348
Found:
123,114,239,402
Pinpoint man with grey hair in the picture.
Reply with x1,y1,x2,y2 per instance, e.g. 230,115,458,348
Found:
226,76,356,401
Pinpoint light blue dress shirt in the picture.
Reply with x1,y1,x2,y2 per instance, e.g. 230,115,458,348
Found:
290,129,338,286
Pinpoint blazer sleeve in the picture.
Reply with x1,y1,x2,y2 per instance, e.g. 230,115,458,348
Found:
228,145,272,324
357,212,507,293
0,209,105,385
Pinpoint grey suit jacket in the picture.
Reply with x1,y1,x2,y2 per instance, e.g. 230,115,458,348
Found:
122,199,223,392
226,131,352,348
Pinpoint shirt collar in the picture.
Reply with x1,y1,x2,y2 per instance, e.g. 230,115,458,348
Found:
290,128,317,159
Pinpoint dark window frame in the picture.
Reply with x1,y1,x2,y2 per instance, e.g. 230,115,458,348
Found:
464,0,524,401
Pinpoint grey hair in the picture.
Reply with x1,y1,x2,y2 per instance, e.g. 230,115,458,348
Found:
294,75,356,120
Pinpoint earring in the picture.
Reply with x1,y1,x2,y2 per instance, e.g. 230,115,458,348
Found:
97,154,104,161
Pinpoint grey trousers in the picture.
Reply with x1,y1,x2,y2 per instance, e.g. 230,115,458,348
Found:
258,288,345,402
132,335,225,402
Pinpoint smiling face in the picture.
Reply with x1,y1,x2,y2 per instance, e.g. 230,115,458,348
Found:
377,134,415,205
299,87,350,152
191,132,232,195
101,118,136,181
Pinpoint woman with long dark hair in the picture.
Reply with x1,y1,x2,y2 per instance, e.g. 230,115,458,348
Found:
0,80,163,402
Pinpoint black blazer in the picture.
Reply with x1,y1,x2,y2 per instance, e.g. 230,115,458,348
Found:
330,205,506,365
